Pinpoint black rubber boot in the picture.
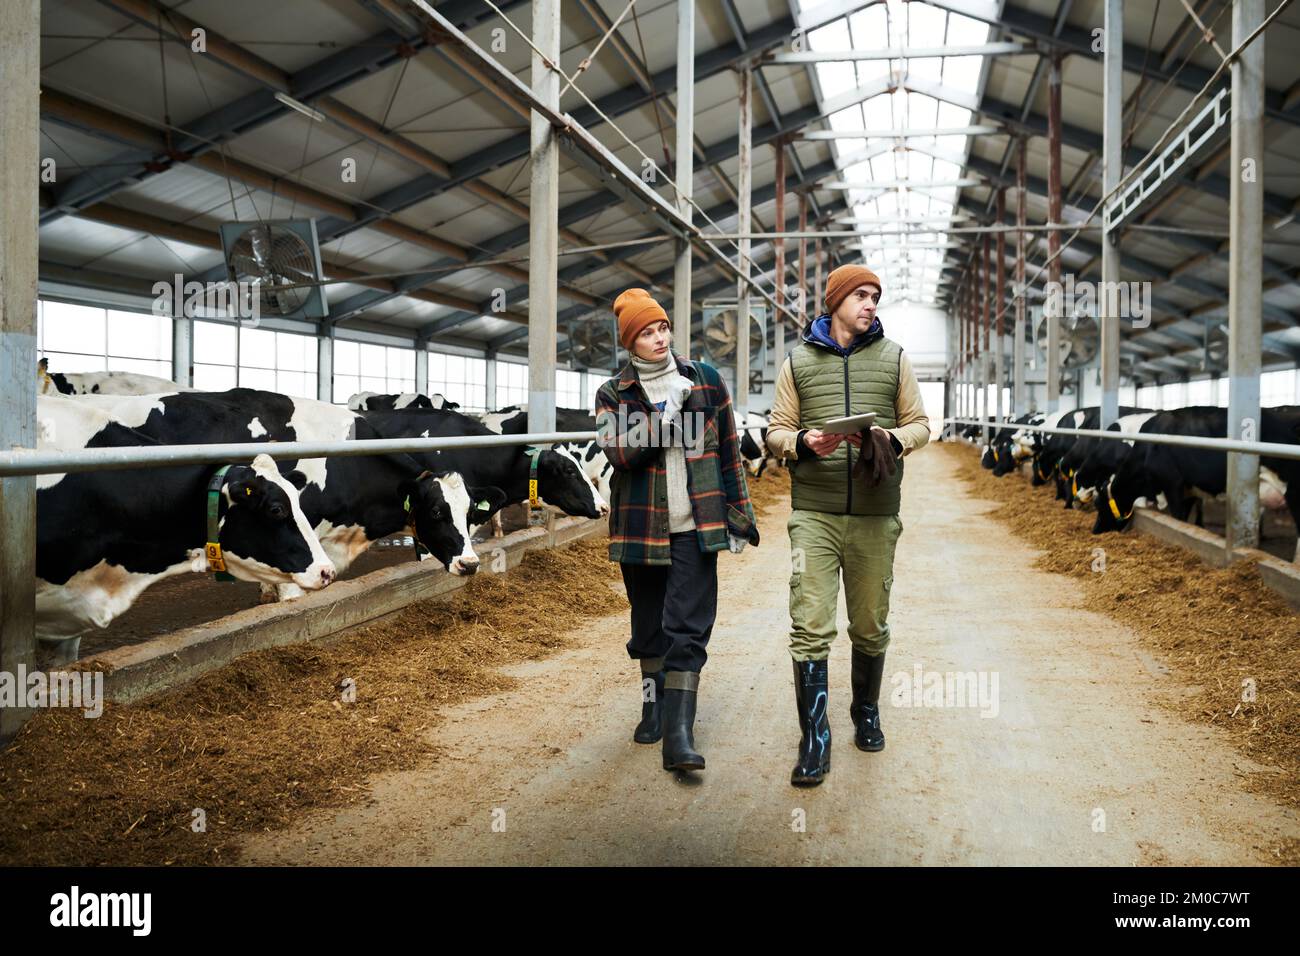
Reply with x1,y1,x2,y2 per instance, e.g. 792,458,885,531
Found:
850,648,886,752
662,672,705,771
633,661,666,744
790,659,831,786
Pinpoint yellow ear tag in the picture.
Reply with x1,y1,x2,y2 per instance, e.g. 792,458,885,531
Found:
245,487,251,496
205,542,227,572
528,478,539,507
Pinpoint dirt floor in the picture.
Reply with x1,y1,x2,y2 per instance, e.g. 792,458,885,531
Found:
224,444,1297,866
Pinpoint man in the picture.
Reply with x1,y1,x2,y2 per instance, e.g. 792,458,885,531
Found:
766,265,930,786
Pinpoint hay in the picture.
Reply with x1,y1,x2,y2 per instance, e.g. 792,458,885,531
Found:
0,535,624,866
942,443,1300,808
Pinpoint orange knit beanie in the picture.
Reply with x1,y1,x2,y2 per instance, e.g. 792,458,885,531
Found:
824,264,883,315
614,288,670,350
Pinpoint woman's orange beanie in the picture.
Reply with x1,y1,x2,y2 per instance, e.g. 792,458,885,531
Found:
614,288,669,350
824,264,883,315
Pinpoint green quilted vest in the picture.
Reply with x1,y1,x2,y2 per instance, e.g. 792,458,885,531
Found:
788,333,903,515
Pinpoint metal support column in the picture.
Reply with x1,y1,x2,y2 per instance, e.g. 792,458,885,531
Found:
485,350,498,411
797,191,809,333
772,138,787,386
1100,0,1123,429
980,235,990,441
317,334,333,403
1014,136,1027,414
172,315,193,387
995,188,1006,428
673,0,695,360
415,346,428,396
735,64,752,417
1046,53,1063,413
527,0,560,434
1,0,40,744
1226,0,1264,551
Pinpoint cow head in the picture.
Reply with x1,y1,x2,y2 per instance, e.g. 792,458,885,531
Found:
400,471,506,576
534,447,609,519
215,453,336,589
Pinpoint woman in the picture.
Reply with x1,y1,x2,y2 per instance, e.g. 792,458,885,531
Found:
594,288,760,773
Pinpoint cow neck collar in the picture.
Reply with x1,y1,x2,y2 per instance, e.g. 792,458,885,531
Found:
204,466,236,582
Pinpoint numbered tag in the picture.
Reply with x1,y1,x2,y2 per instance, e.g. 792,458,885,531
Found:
528,478,539,507
205,542,226,573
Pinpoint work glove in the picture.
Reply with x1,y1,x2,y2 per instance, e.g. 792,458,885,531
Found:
851,426,899,489
662,374,693,417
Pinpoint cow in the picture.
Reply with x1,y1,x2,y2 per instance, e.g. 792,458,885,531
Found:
37,358,189,396
362,407,609,534
981,413,1038,472
739,411,776,477
1065,411,1159,506
69,390,507,598
347,391,459,411
1093,406,1300,559
987,412,1046,476
477,404,612,506
1045,408,1152,506
34,395,335,661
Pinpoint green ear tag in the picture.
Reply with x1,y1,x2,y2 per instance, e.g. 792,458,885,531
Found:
476,499,491,512
403,495,411,513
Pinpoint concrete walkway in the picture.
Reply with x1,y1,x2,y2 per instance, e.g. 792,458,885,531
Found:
242,446,1298,865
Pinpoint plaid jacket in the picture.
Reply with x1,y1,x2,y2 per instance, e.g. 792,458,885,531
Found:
594,354,758,565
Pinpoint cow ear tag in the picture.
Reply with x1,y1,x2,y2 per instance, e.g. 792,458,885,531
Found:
403,495,411,513
206,465,236,582
476,499,491,512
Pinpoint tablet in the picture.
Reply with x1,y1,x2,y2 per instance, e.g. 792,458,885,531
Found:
821,412,877,435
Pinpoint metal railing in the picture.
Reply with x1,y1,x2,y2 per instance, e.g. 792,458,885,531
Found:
0,431,600,478
943,416,1300,462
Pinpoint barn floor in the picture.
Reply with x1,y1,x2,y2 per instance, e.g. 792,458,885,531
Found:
240,444,1299,866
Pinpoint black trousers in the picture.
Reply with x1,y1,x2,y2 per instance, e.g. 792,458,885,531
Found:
620,532,719,674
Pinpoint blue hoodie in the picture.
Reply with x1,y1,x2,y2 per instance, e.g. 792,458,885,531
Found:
802,313,884,356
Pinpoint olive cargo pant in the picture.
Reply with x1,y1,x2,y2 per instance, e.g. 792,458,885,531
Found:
787,509,904,661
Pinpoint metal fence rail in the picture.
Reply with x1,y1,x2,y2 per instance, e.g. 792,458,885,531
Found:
0,431,601,478
943,416,1300,462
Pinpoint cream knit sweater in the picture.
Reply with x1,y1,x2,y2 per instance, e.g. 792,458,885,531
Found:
631,351,696,533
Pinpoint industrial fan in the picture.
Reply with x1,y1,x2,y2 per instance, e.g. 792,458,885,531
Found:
1201,321,1229,371
1033,309,1099,370
700,301,765,368
218,219,329,320
568,316,618,370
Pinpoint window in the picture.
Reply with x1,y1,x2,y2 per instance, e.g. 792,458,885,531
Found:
333,341,414,404
1160,382,1186,410
557,369,581,409
1261,369,1297,407
38,300,172,378
1186,379,1214,406
428,351,487,412
1137,384,1160,409
495,360,528,408
192,321,318,397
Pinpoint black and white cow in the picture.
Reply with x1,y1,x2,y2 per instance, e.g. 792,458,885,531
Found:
477,404,612,506
35,395,335,659
1066,411,1159,506
70,390,506,597
981,413,1037,472
363,407,609,532
37,358,189,397
739,411,776,477
988,412,1046,476
347,391,459,412
1093,406,1300,558
1050,408,1149,508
